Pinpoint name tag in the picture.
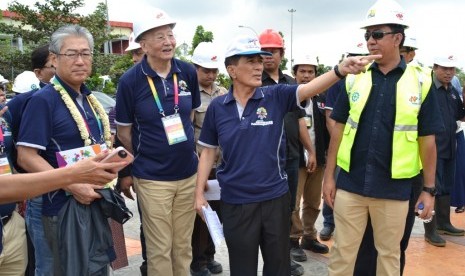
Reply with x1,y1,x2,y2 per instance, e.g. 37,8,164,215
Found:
0,155,12,176
161,113,187,145
304,116,312,129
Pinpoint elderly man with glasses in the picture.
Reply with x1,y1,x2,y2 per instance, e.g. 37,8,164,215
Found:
323,0,443,275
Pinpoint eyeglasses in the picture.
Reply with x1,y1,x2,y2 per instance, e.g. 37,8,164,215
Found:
143,33,176,43
364,31,397,41
56,51,93,60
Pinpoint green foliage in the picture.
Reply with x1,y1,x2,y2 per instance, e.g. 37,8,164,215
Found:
216,73,231,90
316,56,331,76
0,0,120,83
278,31,287,71
189,25,213,55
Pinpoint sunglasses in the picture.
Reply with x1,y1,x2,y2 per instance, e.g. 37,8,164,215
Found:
364,31,397,41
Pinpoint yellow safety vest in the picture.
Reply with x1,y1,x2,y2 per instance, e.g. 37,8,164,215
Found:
337,63,432,179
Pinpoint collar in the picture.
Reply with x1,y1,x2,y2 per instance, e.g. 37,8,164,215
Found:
223,85,264,105
369,56,407,73
433,76,450,90
140,56,182,79
55,75,91,99
199,82,219,94
261,70,286,83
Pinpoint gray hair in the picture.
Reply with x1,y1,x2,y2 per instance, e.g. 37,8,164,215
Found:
49,25,94,54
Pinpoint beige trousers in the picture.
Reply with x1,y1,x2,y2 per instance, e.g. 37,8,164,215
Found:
328,189,408,276
0,211,27,276
134,174,196,276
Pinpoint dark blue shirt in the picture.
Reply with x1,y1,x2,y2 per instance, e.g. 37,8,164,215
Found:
0,110,15,217
199,84,301,204
325,78,345,110
331,60,443,200
17,76,103,216
115,57,200,181
433,78,465,159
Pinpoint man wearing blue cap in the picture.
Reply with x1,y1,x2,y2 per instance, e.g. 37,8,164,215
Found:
194,34,377,275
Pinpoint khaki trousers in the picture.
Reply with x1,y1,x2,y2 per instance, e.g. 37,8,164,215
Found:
290,166,324,240
134,174,196,276
328,189,408,276
0,211,27,275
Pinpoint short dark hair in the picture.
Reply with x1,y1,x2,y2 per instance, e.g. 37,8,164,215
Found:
292,64,317,76
31,44,50,70
224,55,241,68
387,24,405,48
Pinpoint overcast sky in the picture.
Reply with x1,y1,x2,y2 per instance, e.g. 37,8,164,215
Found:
2,0,465,71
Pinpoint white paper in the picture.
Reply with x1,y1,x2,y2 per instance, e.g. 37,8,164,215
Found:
201,205,225,248
204,179,221,201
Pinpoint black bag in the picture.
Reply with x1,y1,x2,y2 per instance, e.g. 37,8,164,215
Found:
96,188,133,224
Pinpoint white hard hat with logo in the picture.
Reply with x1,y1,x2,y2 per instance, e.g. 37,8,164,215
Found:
347,41,369,55
192,42,220,69
361,0,409,29
403,32,417,50
125,32,141,52
133,7,176,42
434,54,458,68
0,74,9,85
293,54,318,67
12,71,40,93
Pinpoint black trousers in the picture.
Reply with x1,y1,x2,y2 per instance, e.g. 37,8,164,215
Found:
222,193,290,276
354,174,423,276
191,200,221,271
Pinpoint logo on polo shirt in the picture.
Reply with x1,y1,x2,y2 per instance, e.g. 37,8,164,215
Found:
351,91,360,102
178,80,192,96
251,107,274,126
408,93,421,105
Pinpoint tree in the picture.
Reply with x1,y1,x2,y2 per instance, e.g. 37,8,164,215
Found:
189,25,213,56
278,31,288,71
0,0,126,93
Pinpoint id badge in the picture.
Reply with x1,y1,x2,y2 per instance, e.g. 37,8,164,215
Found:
0,154,12,176
161,113,188,145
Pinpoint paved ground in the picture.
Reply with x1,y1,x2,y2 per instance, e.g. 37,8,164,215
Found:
113,193,465,276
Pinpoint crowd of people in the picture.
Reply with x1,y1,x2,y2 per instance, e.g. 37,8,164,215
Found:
0,0,464,275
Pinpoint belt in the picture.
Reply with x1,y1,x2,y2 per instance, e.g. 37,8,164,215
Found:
1,214,12,226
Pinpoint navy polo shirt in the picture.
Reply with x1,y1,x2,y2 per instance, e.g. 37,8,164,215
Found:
433,78,465,159
115,57,200,181
324,78,345,110
198,84,303,204
331,60,443,200
17,76,103,216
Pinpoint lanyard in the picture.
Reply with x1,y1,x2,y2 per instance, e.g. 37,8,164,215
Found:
86,97,103,139
147,74,179,117
0,124,4,154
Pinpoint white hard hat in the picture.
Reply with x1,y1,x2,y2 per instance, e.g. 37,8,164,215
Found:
292,54,318,67
12,71,40,93
125,32,141,52
225,34,272,58
192,42,220,69
133,7,176,42
434,54,458,68
361,0,409,29
0,74,9,85
403,33,417,50
347,41,369,55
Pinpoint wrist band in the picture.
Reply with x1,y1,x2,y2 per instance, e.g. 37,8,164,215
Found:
334,64,345,79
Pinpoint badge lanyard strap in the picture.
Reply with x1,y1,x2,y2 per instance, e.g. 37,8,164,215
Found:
147,74,179,117
0,125,4,153
85,97,104,142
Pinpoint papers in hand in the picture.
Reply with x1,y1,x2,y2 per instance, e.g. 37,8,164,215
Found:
201,205,225,248
204,179,221,201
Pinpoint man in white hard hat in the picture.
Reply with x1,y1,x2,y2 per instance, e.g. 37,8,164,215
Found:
323,0,443,274
190,42,226,276
400,33,417,63
125,32,144,64
115,7,201,276
289,54,329,261
426,55,465,246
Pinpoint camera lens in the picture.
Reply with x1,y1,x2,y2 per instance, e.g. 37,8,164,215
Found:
117,150,127,158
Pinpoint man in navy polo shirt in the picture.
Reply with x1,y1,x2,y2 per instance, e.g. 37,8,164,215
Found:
17,25,112,275
115,7,200,276
194,34,377,276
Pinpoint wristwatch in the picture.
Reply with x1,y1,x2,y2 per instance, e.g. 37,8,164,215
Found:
422,186,437,197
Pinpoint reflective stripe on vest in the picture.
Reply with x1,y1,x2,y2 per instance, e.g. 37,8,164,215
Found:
337,63,432,179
